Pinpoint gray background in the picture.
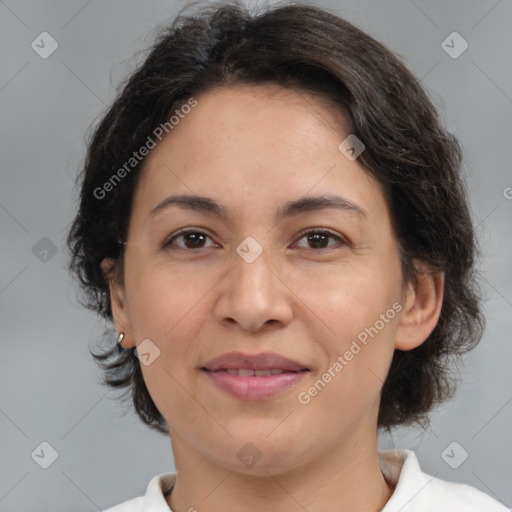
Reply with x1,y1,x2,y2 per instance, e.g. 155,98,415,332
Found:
1,0,511,510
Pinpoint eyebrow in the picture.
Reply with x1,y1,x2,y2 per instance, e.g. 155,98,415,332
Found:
150,193,367,221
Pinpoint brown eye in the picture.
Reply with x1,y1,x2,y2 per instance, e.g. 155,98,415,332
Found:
295,230,346,250
164,230,217,250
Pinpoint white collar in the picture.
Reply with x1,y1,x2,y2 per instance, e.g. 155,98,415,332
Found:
110,449,507,511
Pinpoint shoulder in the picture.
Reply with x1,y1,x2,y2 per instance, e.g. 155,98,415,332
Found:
102,472,177,512
379,449,509,512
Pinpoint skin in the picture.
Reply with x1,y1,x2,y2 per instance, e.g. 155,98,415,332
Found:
102,84,444,512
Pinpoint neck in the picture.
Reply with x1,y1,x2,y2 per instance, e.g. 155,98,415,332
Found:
166,426,395,512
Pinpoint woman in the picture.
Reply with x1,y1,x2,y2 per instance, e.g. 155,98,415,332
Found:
66,1,508,510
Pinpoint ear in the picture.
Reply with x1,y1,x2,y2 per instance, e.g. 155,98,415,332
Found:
394,263,444,351
100,257,135,349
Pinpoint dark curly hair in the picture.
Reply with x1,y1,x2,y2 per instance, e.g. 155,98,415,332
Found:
66,0,484,434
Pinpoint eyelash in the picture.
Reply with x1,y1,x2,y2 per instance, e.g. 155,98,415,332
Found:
163,228,348,251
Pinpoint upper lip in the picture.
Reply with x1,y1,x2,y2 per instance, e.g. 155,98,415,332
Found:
202,352,309,372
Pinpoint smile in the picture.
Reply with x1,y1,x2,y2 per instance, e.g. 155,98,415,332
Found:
214,368,297,376
202,368,309,400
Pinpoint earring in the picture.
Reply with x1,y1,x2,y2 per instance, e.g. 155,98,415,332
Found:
117,332,125,346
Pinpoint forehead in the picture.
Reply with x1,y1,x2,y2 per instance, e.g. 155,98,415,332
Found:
131,83,387,225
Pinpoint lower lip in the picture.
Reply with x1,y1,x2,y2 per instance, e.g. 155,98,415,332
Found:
203,370,308,400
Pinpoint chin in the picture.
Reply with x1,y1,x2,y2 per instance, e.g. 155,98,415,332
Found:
209,435,315,477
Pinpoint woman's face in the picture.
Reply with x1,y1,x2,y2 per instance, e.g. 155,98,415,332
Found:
109,84,411,474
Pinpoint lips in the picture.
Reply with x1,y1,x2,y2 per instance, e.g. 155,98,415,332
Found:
221,368,289,376
201,352,310,400
202,352,309,373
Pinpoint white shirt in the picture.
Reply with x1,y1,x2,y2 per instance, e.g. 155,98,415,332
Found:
103,449,509,511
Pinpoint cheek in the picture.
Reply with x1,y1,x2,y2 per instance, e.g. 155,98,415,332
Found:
125,255,211,338
301,259,400,395
297,293,398,433
122,264,208,410
304,259,399,338
128,267,208,425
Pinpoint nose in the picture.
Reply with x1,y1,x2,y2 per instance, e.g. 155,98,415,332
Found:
213,246,294,333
